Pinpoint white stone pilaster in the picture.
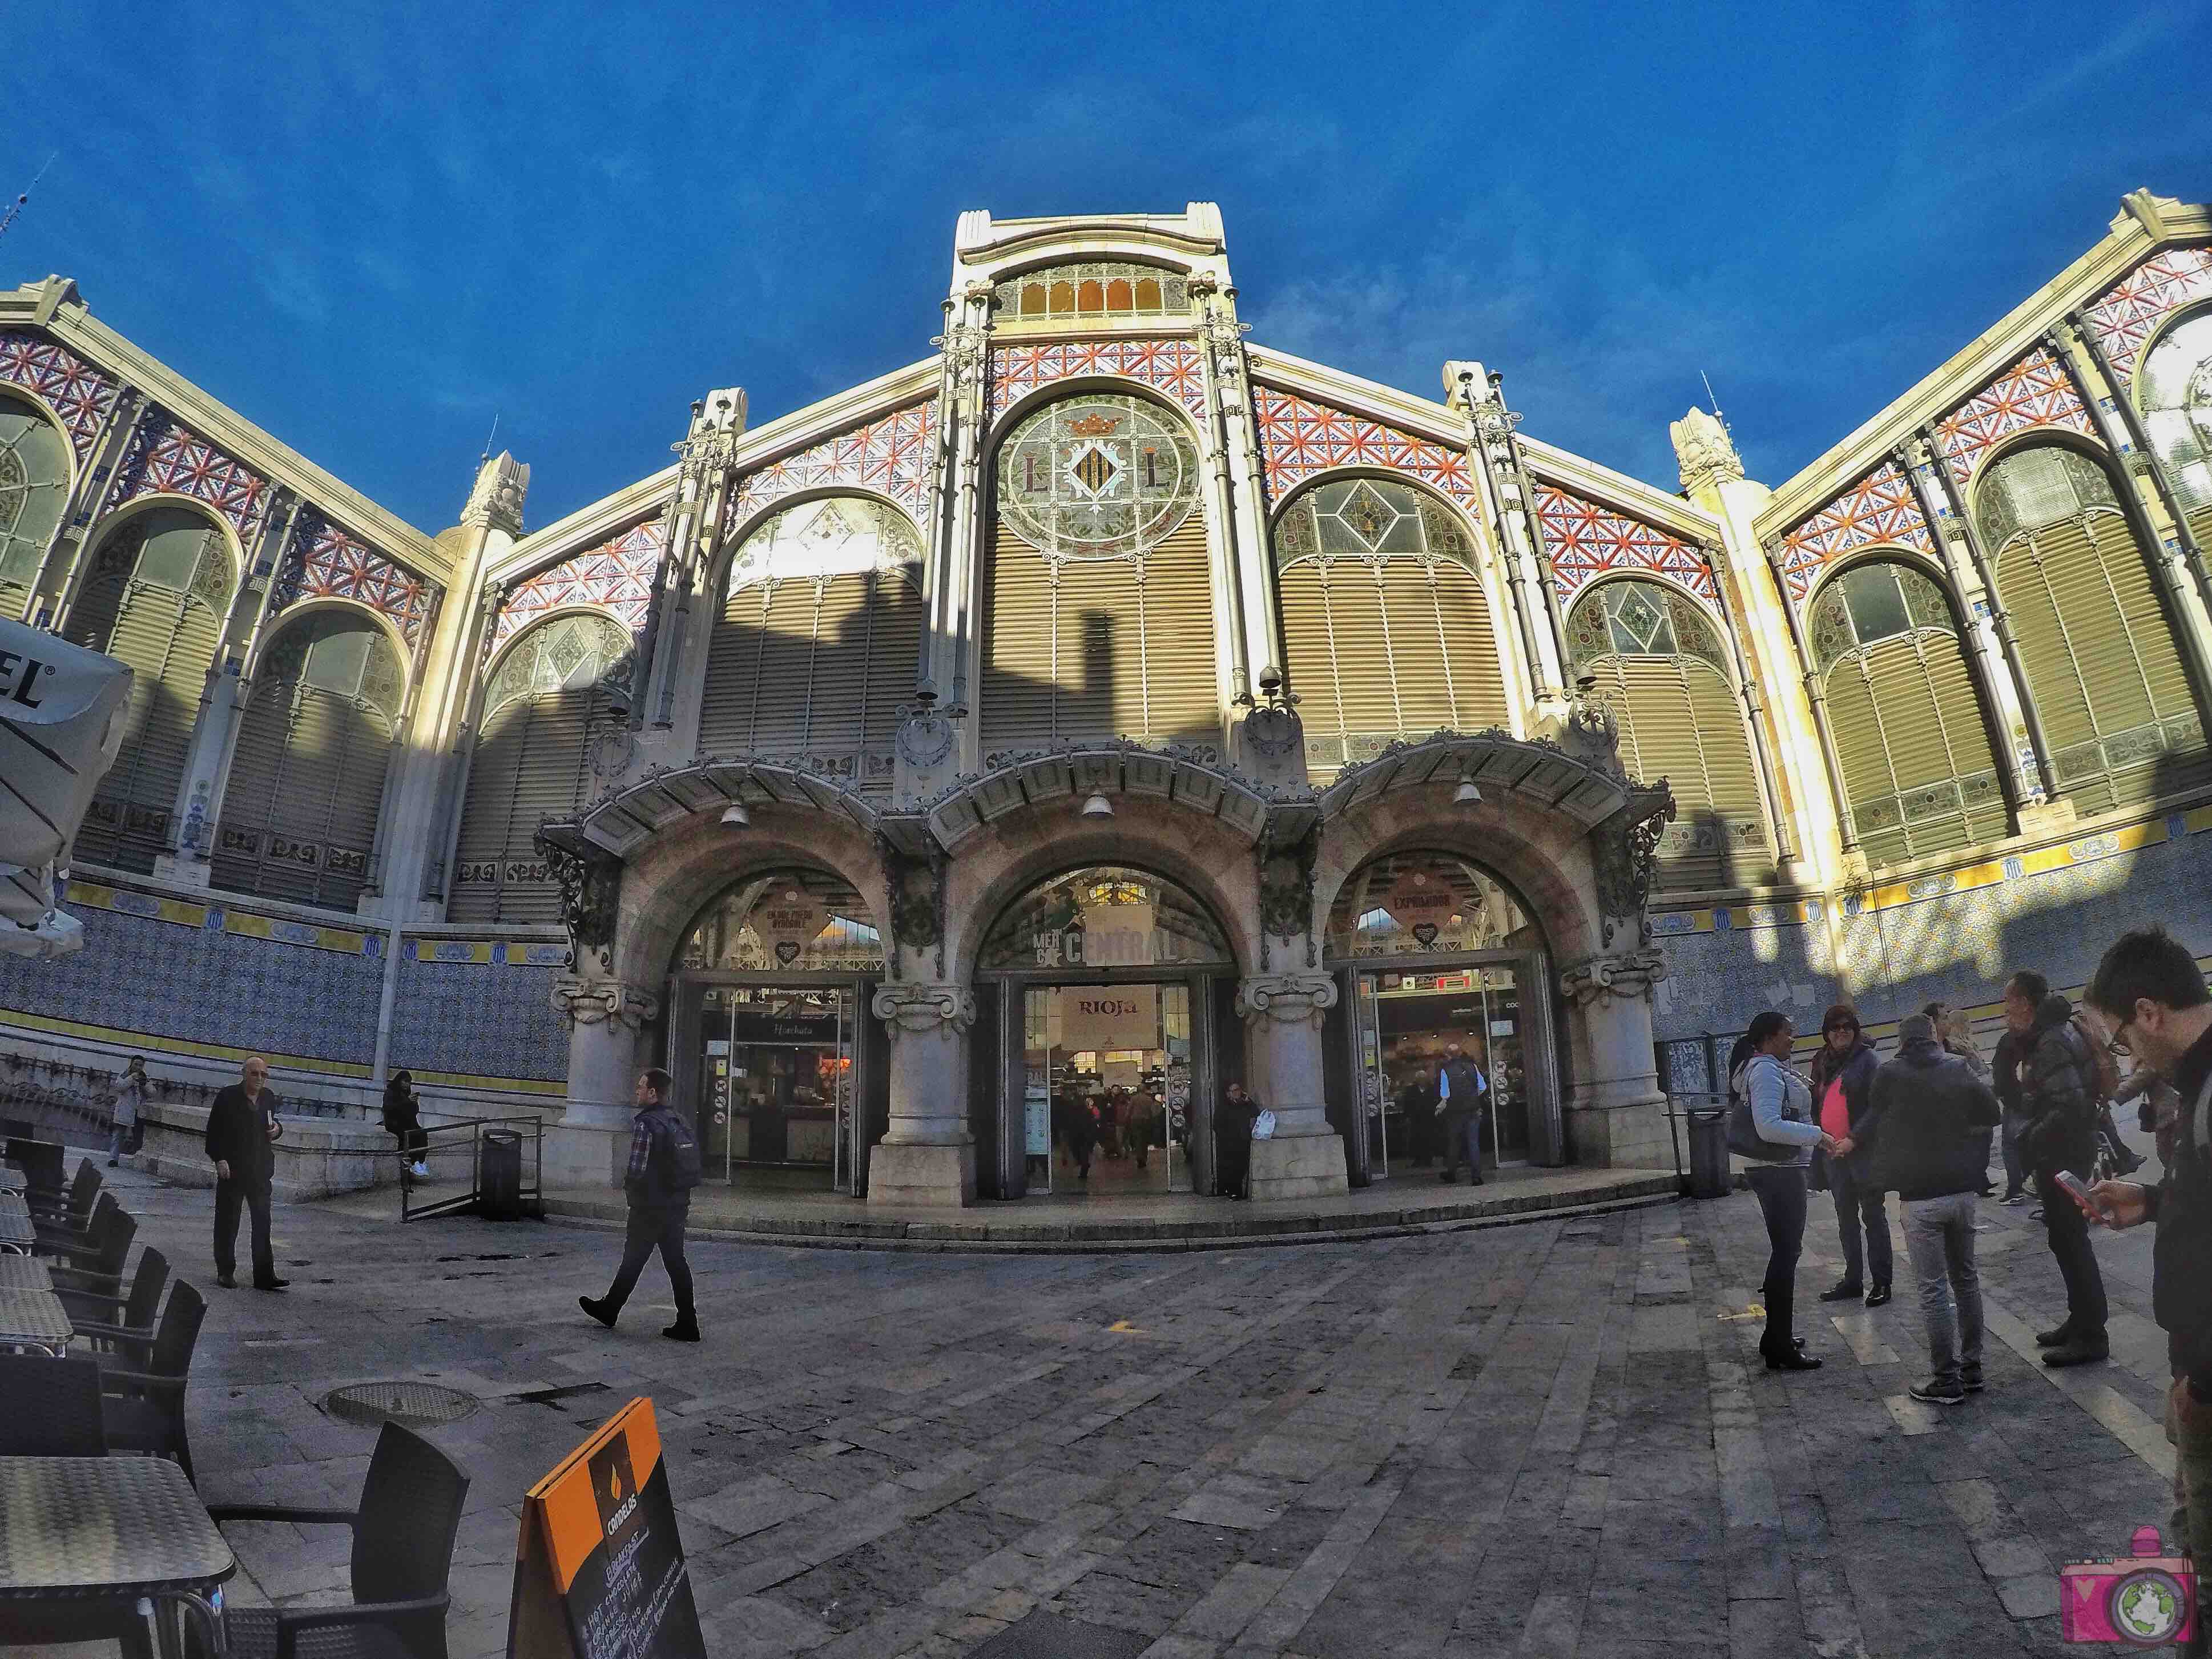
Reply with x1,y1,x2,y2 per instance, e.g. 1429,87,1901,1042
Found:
1234,972,1349,1202
866,981,977,1207
1558,951,1671,1170
543,976,659,1189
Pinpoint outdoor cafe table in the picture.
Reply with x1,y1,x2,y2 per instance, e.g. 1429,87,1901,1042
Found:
0,1456,235,1654
0,1193,31,1254
0,1166,23,1193
0,1287,72,1356
0,1255,53,1290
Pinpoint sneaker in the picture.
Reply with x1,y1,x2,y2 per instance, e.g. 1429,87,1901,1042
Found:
1818,1282,1864,1303
2028,1207,2045,1221
1962,1373,1985,1393
2000,1192,2028,1206
663,1317,701,1343
216,1272,237,1290
1909,1379,1967,1405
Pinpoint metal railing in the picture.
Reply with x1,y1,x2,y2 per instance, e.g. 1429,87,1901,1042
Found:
400,1115,545,1223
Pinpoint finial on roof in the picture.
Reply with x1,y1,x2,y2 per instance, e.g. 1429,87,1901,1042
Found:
463,451,530,535
1670,406,1743,496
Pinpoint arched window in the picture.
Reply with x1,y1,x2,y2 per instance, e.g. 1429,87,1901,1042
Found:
2138,310,2212,567
64,506,235,873
1274,477,1508,776
1976,442,2204,812
981,393,1219,760
212,611,404,909
0,390,69,614
992,263,1191,321
676,865,885,973
699,496,924,794
450,613,633,924
1566,579,1768,889
1809,561,2006,865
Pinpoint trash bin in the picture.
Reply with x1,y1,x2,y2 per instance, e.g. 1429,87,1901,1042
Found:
1686,1107,1730,1201
478,1129,523,1222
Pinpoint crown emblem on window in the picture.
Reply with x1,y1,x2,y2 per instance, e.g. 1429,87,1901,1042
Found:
1067,413,1119,437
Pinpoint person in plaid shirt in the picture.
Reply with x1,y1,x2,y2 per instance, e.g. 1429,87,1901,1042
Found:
579,1069,702,1342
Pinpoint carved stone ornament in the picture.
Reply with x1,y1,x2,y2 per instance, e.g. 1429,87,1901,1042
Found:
535,831,623,971
895,706,955,770
1588,785,1677,947
871,982,977,1039
1558,951,1669,1008
1256,832,1317,944
550,977,660,1031
876,833,949,963
1669,407,1743,496
1234,973,1340,1028
1560,692,1623,777
461,452,530,536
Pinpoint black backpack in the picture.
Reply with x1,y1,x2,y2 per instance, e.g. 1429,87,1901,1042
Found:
660,1112,703,1193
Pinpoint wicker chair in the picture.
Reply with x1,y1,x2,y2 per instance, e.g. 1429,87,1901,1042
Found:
0,1354,106,1454
41,1193,137,1294
98,1278,205,1484
58,1244,168,1352
211,1421,472,1659
25,1157,100,1231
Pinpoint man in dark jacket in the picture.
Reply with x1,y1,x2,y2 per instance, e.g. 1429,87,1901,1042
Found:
1991,1020,2034,1203
2080,929,2212,1656
2006,971,2108,1365
580,1069,700,1342
1811,1006,1890,1307
204,1054,286,1291
1438,1045,1488,1185
1872,1014,2003,1404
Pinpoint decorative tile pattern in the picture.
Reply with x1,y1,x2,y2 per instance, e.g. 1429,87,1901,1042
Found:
1534,485,1715,602
2084,245,2212,389
1933,347,2097,486
1250,384,1475,508
491,517,666,655
0,330,120,461
729,401,937,527
112,412,269,538
272,510,434,646
986,340,1207,422
390,953,567,1082
1775,461,1935,599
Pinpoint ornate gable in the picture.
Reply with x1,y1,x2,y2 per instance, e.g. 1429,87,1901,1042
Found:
1534,485,1714,602
987,340,1207,422
272,511,435,646
728,401,936,526
114,412,270,539
1933,345,2096,485
0,330,119,461
1775,460,1935,599
493,517,666,654
2084,245,2212,388
1250,385,1474,508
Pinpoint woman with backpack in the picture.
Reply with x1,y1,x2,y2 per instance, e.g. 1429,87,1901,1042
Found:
1730,1012,1843,1371
382,1070,429,1179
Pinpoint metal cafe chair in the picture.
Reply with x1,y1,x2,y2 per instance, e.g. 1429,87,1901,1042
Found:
25,1157,100,1233
211,1421,472,1659
0,1352,107,1454
59,1245,169,1355
41,1194,138,1294
98,1279,206,1485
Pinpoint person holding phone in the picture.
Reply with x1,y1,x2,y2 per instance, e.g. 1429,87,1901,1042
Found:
2076,927,2211,1652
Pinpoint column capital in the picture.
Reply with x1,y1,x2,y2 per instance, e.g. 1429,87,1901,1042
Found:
1234,973,1339,1028
871,981,977,1038
1558,951,1668,1008
550,977,659,1031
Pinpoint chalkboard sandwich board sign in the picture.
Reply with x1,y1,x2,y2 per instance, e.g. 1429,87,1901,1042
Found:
508,1397,706,1659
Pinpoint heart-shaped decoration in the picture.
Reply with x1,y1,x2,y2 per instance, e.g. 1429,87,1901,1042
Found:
775,941,802,965
1412,923,1439,947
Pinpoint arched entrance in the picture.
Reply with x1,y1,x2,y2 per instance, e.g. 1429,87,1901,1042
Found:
665,863,890,1194
970,864,1239,1200
1320,851,1562,1183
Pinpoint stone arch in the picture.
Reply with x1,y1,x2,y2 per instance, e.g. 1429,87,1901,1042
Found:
708,485,926,601
244,594,412,691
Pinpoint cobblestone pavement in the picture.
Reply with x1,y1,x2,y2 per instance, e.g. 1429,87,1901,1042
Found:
26,1147,2184,1658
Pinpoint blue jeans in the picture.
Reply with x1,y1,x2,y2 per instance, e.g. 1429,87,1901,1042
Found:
1444,1111,1484,1179
1904,1192,1984,1388
107,1122,131,1161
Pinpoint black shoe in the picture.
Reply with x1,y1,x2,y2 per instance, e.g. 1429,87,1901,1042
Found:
1909,1379,1966,1405
2043,1337,2109,1368
663,1317,700,1343
579,1295,616,1329
107,1159,119,1167
1818,1282,1863,1302
1440,1171,1457,1183
1864,1284,1891,1308
216,1272,237,1290
253,1277,289,1292
1963,1373,1985,1393
1764,1347,1824,1371
2035,1323,2074,1346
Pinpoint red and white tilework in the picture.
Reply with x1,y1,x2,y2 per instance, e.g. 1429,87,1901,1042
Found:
1535,485,1715,602
1250,385,1475,508
115,414,269,538
1776,461,1935,600
2084,245,2212,389
272,511,434,645
0,330,120,461
987,340,1207,423
1933,347,2096,486
492,517,665,654
729,401,936,527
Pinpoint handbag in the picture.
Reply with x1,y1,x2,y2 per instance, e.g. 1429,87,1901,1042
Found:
1726,1058,1802,1163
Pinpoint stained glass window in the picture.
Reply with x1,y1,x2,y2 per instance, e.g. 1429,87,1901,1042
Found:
993,263,1190,320
995,393,1202,562
1973,444,2121,551
2139,311,2212,515
1274,477,1477,573
0,391,68,595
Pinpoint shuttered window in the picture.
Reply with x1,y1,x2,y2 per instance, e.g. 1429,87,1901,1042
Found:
1979,443,2206,814
211,612,404,910
1274,478,1506,778
450,613,632,924
0,392,70,617
1566,579,1770,890
982,395,1220,762
698,496,924,795
1808,561,2007,867
62,507,234,873
2139,311,2212,574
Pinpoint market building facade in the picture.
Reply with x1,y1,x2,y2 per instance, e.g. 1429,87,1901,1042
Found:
6,194,2212,1205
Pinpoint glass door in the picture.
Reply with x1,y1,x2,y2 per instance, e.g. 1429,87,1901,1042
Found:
691,985,851,1186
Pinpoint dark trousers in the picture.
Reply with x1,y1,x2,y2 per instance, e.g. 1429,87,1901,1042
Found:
2034,1168,2108,1336
1746,1165,1808,1356
1443,1111,1484,1179
1828,1160,1892,1287
2000,1111,2030,1196
1215,1138,1248,1198
605,1202,694,1319
213,1177,276,1285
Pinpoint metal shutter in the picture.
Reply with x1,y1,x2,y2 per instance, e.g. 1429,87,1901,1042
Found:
213,673,394,911
980,521,1065,758
209,674,291,897
803,572,873,783
698,582,772,755
746,579,831,757
497,687,597,924
449,697,533,923
1589,656,1764,889
859,574,925,795
1277,561,1346,771
65,579,218,873
1133,517,1220,750
1409,560,1507,734
1824,631,2002,867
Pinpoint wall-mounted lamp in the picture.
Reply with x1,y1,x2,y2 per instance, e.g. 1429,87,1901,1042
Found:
1454,775,1482,808
720,803,751,828
1080,791,1115,820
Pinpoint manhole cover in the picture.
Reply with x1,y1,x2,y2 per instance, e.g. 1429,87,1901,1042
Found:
323,1381,480,1431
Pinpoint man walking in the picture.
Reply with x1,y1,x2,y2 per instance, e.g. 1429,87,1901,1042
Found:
1871,1013,2003,1404
2080,929,2212,1657
581,1069,700,1342
204,1056,286,1291
2005,969,2109,1365
1439,1044,1488,1185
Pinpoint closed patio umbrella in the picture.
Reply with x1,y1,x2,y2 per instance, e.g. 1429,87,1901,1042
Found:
1,616,132,958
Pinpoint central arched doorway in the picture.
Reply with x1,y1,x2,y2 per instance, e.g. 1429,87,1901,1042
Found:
971,864,1239,1200
1321,849,1564,1183
666,863,889,1194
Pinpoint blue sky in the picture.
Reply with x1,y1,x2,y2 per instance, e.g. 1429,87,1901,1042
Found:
4,2,2208,535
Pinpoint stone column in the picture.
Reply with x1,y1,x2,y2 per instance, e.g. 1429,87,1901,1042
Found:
1234,972,1350,1202
542,977,659,1189
867,982,977,1206
1558,951,1672,1169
